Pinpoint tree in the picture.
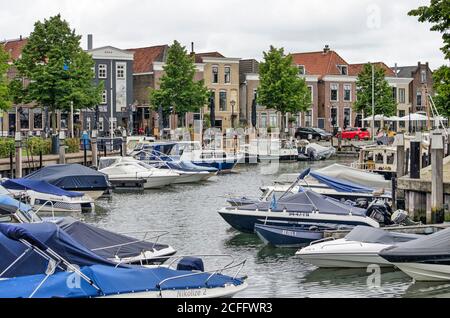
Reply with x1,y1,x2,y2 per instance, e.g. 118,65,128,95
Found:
149,41,209,127
14,14,102,133
354,64,396,117
0,44,11,111
409,0,450,59
257,46,311,136
433,65,450,117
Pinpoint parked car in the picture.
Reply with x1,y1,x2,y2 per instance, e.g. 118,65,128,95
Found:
295,128,333,141
337,127,371,140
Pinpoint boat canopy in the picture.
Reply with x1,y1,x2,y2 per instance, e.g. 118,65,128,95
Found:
0,195,33,216
55,217,170,260
380,227,450,258
24,164,109,190
167,161,218,173
0,223,121,278
237,190,367,216
345,226,421,245
2,179,84,198
0,264,244,298
309,171,375,194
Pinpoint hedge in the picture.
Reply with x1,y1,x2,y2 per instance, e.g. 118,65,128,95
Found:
0,138,15,158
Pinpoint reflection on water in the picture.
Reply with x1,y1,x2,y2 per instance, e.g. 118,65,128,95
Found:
81,160,450,298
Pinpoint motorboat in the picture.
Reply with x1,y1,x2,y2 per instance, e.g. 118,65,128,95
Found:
0,195,40,224
218,190,391,234
0,223,248,298
54,217,176,265
379,227,450,281
297,226,421,268
247,139,298,161
24,164,110,200
1,179,95,213
297,140,336,161
98,157,180,189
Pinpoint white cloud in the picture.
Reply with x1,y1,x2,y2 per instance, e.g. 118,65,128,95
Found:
0,0,447,69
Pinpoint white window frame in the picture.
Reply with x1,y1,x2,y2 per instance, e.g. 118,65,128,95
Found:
86,117,91,131
101,90,108,104
98,117,104,131
269,113,278,128
224,66,231,84
330,83,339,102
116,63,126,80
98,64,107,79
260,113,268,128
399,88,406,104
212,65,219,84
331,107,339,127
298,65,306,75
343,84,352,102
421,70,427,83
339,65,348,76
307,85,314,103
219,90,227,111
343,107,352,128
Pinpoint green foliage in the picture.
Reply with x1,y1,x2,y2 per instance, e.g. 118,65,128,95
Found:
25,137,51,156
433,65,450,117
409,0,450,59
66,138,80,153
203,113,211,129
0,138,14,158
257,46,311,134
0,44,11,111
14,14,103,131
149,41,209,126
354,64,396,117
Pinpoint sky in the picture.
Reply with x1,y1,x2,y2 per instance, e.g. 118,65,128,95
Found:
0,0,448,69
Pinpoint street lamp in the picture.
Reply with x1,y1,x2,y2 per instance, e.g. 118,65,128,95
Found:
371,63,375,142
230,100,236,129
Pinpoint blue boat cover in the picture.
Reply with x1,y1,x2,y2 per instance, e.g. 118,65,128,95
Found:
2,179,84,198
0,264,244,298
24,164,109,190
0,223,122,278
0,195,33,215
309,171,375,193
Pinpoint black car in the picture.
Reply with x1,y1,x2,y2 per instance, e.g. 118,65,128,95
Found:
295,127,333,141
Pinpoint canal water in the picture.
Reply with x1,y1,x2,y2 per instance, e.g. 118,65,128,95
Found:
81,159,450,298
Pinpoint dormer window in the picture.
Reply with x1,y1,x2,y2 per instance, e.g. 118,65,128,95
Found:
338,65,348,75
298,65,306,75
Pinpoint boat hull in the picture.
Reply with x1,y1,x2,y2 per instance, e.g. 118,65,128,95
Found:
172,173,209,184
193,161,237,173
255,224,324,248
392,263,450,281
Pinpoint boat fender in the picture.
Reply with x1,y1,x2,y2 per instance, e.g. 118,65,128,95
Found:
177,257,205,272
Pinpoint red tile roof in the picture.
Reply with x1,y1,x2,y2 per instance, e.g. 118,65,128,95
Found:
126,45,168,74
349,62,396,77
194,52,225,63
1,38,28,61
290,50,349,77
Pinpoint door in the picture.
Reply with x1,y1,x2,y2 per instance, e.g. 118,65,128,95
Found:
317,118,325,130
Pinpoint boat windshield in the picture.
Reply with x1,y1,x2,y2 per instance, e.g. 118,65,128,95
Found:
98,158,118,170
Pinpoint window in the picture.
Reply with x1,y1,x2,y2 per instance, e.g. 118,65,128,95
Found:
224,66,231,84
19,108,29,130
86,117,91,131
102,90,107,104
421,70,427,83
330,84,339,101
392,87,397,102
399,110,406,129
116,64,125,79
98,117,104,131
260,113,268,128
60,113,68,129
298,65,306,75
111,118,117,131
331,108,338,127
305,111,312,128
344,84,352,102
307,86,313,103
270,113,277,127
344,108,351,129
339,65,348,75
417,91,422,106
212,66,219,84
219,91,227,111
33,108,43,129
98,64,107,79
399,88,406,104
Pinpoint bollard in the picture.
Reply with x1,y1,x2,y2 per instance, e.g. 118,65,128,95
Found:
395,133,405,178
121,130,127,157
91,130,98,168
15,132,22,178
59,131,66,164
430,132,444,224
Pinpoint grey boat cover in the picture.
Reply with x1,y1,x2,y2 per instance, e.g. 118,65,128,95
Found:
237,190,367,216
55,217,170,260
25,164,109,190
380,227,450,257
345,226,421,245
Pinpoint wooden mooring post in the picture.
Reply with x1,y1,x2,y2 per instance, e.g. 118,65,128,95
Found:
91,130,98,168
393,133,405,210
14,132,22,178
430,131,444,224
59,131,66,164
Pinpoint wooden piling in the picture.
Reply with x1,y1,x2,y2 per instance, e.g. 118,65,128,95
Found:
430,131,444,224
91,130,98,168
122,131,127,157
14,132,22,178
59,131,66,164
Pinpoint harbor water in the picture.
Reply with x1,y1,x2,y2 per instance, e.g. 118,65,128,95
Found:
78,159,450,298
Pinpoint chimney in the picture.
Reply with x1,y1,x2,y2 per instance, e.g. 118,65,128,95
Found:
19,35,22,41
87,34,93,50
191,42,195,54
323,45,330,54
394,63,398,77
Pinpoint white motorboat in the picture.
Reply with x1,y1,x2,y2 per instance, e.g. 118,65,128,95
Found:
296,226,421,268
247,139,298,161
297,140,336,161
99,157,180,189
380,227,450,281
1,179,95,213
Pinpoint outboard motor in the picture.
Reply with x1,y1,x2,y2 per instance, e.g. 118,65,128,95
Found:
177,257,205,272
391,210,420,226
355,198,369,209
366,200,394,226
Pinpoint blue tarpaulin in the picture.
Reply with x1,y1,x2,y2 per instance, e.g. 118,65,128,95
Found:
2,179,84,198
0,195,33,215
24,164,109,191
309,171,374,193
0,223,122,278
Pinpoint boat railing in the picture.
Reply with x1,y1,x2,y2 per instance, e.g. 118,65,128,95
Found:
309,236,336,246
32,200,56,221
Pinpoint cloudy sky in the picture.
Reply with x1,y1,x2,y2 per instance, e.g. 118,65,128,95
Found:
0,0,447,69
